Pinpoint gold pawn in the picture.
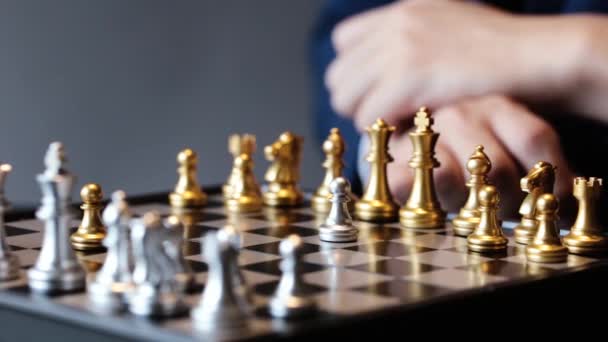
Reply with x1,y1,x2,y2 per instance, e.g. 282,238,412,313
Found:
71,183,106,251
312,128,354,213
467,185,508,253
514,161,556,245
452,145,492,236
563,177,607,255
526,194,568,263
223,134,256,199
169,148,207,208
399,107,446,228
354,118,399,222
226,154,263,213
263,132,304,207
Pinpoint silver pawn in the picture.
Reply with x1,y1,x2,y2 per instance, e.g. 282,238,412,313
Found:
88,191,134,312
128,211,186,317
191,228,249,332
0,164,20,281
269,234,318,319
162,215,194,292
28,142,85,293
319,177,358,242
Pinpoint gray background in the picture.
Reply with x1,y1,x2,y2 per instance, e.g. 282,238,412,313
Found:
0,0,326,205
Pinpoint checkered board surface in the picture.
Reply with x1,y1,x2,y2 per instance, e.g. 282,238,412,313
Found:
0,193,605,341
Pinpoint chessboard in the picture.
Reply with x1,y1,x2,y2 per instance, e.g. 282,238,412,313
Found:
1,188,607,341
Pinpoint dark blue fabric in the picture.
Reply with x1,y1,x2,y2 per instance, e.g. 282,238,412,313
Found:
309,0,608,199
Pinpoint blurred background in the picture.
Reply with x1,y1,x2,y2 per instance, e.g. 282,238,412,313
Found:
0,0,325,205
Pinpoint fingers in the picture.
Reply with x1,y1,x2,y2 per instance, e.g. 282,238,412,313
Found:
326,30,390,117
433,106,521,213
354,68,420,131
387,134,414,204
332,4,393,53
486,97,574,199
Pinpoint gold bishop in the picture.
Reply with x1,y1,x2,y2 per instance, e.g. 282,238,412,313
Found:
563,177,607,255
452,145,492,236
354,118,399,222
399,108,446,228
169,148,207,208
312,128,354,213
71,183,107,251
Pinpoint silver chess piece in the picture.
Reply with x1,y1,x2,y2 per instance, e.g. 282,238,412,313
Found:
88,191,134,312
223,225,253,313
128,211,187,317
0,164,20,281
162,215,194,292
269,234,318,319
28,142,86,293
191,228,249,332
319,177,358,242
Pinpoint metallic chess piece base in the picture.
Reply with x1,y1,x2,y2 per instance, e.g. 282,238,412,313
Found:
319,223,358,243
354,200,398,223
263,187,303,207
467,234,508,253
128,286,187,317
451,217,479,237
169,191,207,209
268,295,317,319
88,280,133,313
191,304,250,332
514,218,537,245
27,265,86,293
452,208,480,237
70,231,105,251
526,244,568,263
563,233,608,256
399,207,446,229
226,196,262,213
0,254,21,281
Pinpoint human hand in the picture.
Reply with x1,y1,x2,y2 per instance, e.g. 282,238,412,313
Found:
359,95,574,217
326,0,585,132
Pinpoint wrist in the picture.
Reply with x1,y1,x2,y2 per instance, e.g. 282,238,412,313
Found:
505,15,594,103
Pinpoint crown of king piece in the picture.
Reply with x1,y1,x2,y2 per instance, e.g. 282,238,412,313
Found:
414,107,433,132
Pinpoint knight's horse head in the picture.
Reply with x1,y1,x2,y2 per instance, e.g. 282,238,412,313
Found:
520,161,556,193
265,131,302,162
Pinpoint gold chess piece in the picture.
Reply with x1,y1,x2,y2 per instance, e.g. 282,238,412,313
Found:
467,185,508,253
312,128,354,213
452,145,492,236
223,134,256,199
169,148,207,208
226,153,263,213
354,118,399,222
563,177,608,255
71,183,107,251
526,194,568,263
399,108,446,228
263,131,304,207
514,161,556,245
